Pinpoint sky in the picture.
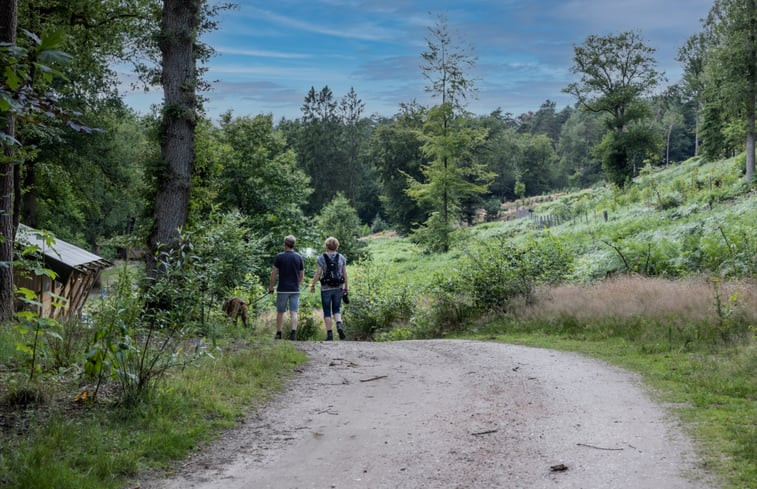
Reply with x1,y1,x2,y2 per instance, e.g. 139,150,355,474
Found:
120,0,715,122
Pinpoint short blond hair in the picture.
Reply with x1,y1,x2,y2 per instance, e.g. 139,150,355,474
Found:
325,237,339,251
284,235,296,248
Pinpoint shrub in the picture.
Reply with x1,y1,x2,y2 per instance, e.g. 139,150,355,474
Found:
85,236,207,405
192,211,266,303
343,258,415,340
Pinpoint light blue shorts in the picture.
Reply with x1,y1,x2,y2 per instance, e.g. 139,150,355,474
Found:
276,292,300,313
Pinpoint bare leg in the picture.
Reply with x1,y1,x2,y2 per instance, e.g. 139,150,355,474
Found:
276,312,284,333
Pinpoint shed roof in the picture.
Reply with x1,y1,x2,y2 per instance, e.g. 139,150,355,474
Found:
16,224,110,270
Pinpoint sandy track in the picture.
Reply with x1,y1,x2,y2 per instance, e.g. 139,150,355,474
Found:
140,340,714,489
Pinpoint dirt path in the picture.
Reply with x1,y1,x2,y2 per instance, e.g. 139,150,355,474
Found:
140,340,714,489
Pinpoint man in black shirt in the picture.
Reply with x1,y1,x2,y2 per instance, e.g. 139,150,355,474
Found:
269,235,305,340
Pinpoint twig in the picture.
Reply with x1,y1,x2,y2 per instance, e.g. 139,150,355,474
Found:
577,443,623,451
359,375,387,382
471,429,498,436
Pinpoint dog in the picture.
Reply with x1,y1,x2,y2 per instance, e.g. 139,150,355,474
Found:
222,297,249,327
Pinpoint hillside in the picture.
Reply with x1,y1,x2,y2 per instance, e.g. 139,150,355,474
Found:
367,156,756,286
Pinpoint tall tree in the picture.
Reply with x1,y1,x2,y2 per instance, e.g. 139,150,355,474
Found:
367,104,426,234
556,109,605,187
564,31,662,186
297,85,344,214
414,13,486,252
406,105,493,252
420,13,477,111
1,10,74,319
15,0,156,229
217,113,312,256
677,33,708,156
702,0,756,182
147,0,201,273
0,0,18,320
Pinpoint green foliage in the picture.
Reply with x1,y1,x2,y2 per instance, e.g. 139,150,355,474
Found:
14,288,63,381
443,234,571,314
295,313,320,341
343,258,415,340
85,235,207,405
367,111,426,233
700,0,757,182
565,31,662,186
315,193,369,262
191,210,265,302
406,105,493,251
217,113,313,257
0,340,306,489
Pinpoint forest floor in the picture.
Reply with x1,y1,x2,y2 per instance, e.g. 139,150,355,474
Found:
137,339,717,489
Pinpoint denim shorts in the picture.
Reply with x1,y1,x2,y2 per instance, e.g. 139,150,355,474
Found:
276,292,300,313
320,288,343,317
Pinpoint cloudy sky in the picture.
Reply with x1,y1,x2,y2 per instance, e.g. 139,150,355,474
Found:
120,0,714,122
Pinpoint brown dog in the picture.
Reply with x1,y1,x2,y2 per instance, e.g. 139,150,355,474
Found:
222,297,249,327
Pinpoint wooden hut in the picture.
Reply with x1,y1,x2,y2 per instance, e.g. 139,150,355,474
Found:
14,225,111,320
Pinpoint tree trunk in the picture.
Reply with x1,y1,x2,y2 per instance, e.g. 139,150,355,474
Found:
146,0,200,275
21,160,37,227
746,0,756,183
0,0,18,321
666,123,673,167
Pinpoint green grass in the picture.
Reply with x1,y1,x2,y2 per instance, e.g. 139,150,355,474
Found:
0,336,306,489
364,234,461,286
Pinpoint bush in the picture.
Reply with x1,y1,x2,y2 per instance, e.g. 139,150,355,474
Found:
85,236,207,405
343,258,415,340
422,233,573,334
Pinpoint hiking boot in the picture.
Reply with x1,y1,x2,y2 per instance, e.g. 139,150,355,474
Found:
337,327,346,340
289,330,297,341
326,330,333,341
274,331,282,340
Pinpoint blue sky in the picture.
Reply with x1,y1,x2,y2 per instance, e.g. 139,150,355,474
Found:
120,0,714,122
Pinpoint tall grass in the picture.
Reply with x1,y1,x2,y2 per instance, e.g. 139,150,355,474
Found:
507,276,756,349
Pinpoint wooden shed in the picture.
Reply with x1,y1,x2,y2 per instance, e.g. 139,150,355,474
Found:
14,224,111,320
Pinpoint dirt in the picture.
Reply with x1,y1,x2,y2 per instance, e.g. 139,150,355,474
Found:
138,340,716,489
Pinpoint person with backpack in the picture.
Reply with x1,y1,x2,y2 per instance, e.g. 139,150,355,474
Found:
269,235,305,340
310,236,348,341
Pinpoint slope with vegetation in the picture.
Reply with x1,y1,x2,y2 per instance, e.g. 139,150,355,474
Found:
348,156,756,488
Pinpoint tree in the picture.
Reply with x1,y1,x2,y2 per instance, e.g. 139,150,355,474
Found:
406,105,493,252
316,193,368,263
702,0,756,182
564,31,662,186
217,113,312,257
556,109,604,187
677,33,708,156
420,13,477,112
367,104,426,234
147,0,201,274
1,15,74,319
413,14,488,252
15,0,157,230
296,85,344,214
0,0,18,320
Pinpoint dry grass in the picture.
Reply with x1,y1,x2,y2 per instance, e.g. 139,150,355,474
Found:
513,275,757,326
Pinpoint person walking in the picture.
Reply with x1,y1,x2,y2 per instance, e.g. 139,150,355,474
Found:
310,237,348,341
269,235,305,340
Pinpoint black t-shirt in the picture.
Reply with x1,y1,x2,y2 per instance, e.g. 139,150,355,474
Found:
273,250,304,292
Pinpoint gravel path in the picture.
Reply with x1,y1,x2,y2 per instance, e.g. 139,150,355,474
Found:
140,340,715,489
